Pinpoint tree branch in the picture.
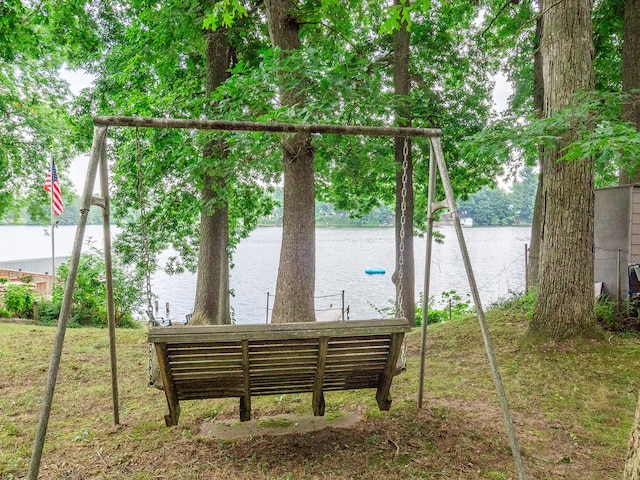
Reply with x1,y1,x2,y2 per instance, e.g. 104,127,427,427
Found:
298,20,357,48
481,0,520,42
246,0,265,18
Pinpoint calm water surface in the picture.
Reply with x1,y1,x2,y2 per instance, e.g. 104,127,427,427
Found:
0,225,530,323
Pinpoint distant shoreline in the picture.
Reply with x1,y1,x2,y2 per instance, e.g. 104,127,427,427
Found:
0,222,533,228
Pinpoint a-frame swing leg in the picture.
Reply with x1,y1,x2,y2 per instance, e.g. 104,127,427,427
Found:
97,132,120,427
28,126,109,480
419,137,527,480
418,139,442,409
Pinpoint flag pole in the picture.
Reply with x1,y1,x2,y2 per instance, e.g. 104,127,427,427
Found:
50,153,56,282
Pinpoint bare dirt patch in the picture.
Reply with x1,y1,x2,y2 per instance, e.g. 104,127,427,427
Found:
199,412,362,440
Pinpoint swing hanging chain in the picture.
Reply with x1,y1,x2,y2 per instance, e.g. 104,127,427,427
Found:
136,128,155,324
395,136,410,374
396,136,409,321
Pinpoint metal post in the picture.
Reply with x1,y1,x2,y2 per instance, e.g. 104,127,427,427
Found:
50,154,56,284
341,290,345,320
265,292,270,324
418,141,438,409
28,126,107,480
617,249,622,312
430,137,527,480
99,134,120,426
524,244,529,292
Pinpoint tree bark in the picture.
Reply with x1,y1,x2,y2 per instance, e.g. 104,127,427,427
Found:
393,0,415,326
191,26,231,325
265,0,316,323
625,391,640,480
619,0,640,184
529,0,598,340
528,14,544,289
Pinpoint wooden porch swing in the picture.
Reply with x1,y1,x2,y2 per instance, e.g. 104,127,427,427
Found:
144,135,415,426
150,319,409,425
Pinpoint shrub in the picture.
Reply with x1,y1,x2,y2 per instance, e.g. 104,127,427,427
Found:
50,250,144,328
415,290,474,327
3,283,35,318
596,296,640,332
372,290,474,327
35,298,61,325
492,290,640,332
490,289,536,318
595,296,618,329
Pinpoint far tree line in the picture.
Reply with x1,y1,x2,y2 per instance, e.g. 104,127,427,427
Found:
268,166,539,227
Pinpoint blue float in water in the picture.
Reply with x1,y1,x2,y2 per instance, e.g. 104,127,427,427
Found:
365,268,386,275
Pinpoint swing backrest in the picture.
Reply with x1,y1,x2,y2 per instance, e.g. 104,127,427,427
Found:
148,318,410,425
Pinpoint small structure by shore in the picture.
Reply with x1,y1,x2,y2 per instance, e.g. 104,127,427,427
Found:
0,269,53,295
594,184,640,302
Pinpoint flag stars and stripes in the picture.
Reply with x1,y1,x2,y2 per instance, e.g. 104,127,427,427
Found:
44,160,64,216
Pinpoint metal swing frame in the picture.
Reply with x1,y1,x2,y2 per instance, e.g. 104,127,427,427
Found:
28,116,526,480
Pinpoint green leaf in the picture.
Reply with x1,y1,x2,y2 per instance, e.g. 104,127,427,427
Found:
378,5,402,35
203,0,248,31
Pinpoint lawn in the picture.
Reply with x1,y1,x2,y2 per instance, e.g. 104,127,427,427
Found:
1,305,638,479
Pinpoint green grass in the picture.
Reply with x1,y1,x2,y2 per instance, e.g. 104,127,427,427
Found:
0,308,638,479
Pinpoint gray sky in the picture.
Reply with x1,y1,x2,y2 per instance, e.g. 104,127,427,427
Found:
60,68,95,192
60,67,95,96
492,73,511,113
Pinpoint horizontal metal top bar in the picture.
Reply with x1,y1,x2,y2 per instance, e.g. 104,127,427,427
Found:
93,116,441,138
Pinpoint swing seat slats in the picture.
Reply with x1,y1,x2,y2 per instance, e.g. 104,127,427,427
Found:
148,318,410,426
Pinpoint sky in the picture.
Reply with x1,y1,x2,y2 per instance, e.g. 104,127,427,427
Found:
60,68,96,193
492,73,511,114
60,68,95,95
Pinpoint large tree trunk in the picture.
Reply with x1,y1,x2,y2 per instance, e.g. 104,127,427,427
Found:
265,0,316,324
625,392,640,479
528,0,598,339
393,0,415,326
192,171,230,325
619,0,640,184
191,26,231,325
528,14,544,289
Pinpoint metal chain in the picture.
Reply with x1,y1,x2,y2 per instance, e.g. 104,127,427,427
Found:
396,137,410,374
396,136,409,320
148,342,155,385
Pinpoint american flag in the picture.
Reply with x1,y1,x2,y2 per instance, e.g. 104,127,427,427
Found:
44,160,64,216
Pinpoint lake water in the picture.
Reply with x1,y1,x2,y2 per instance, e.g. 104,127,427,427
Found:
0,225,530,323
